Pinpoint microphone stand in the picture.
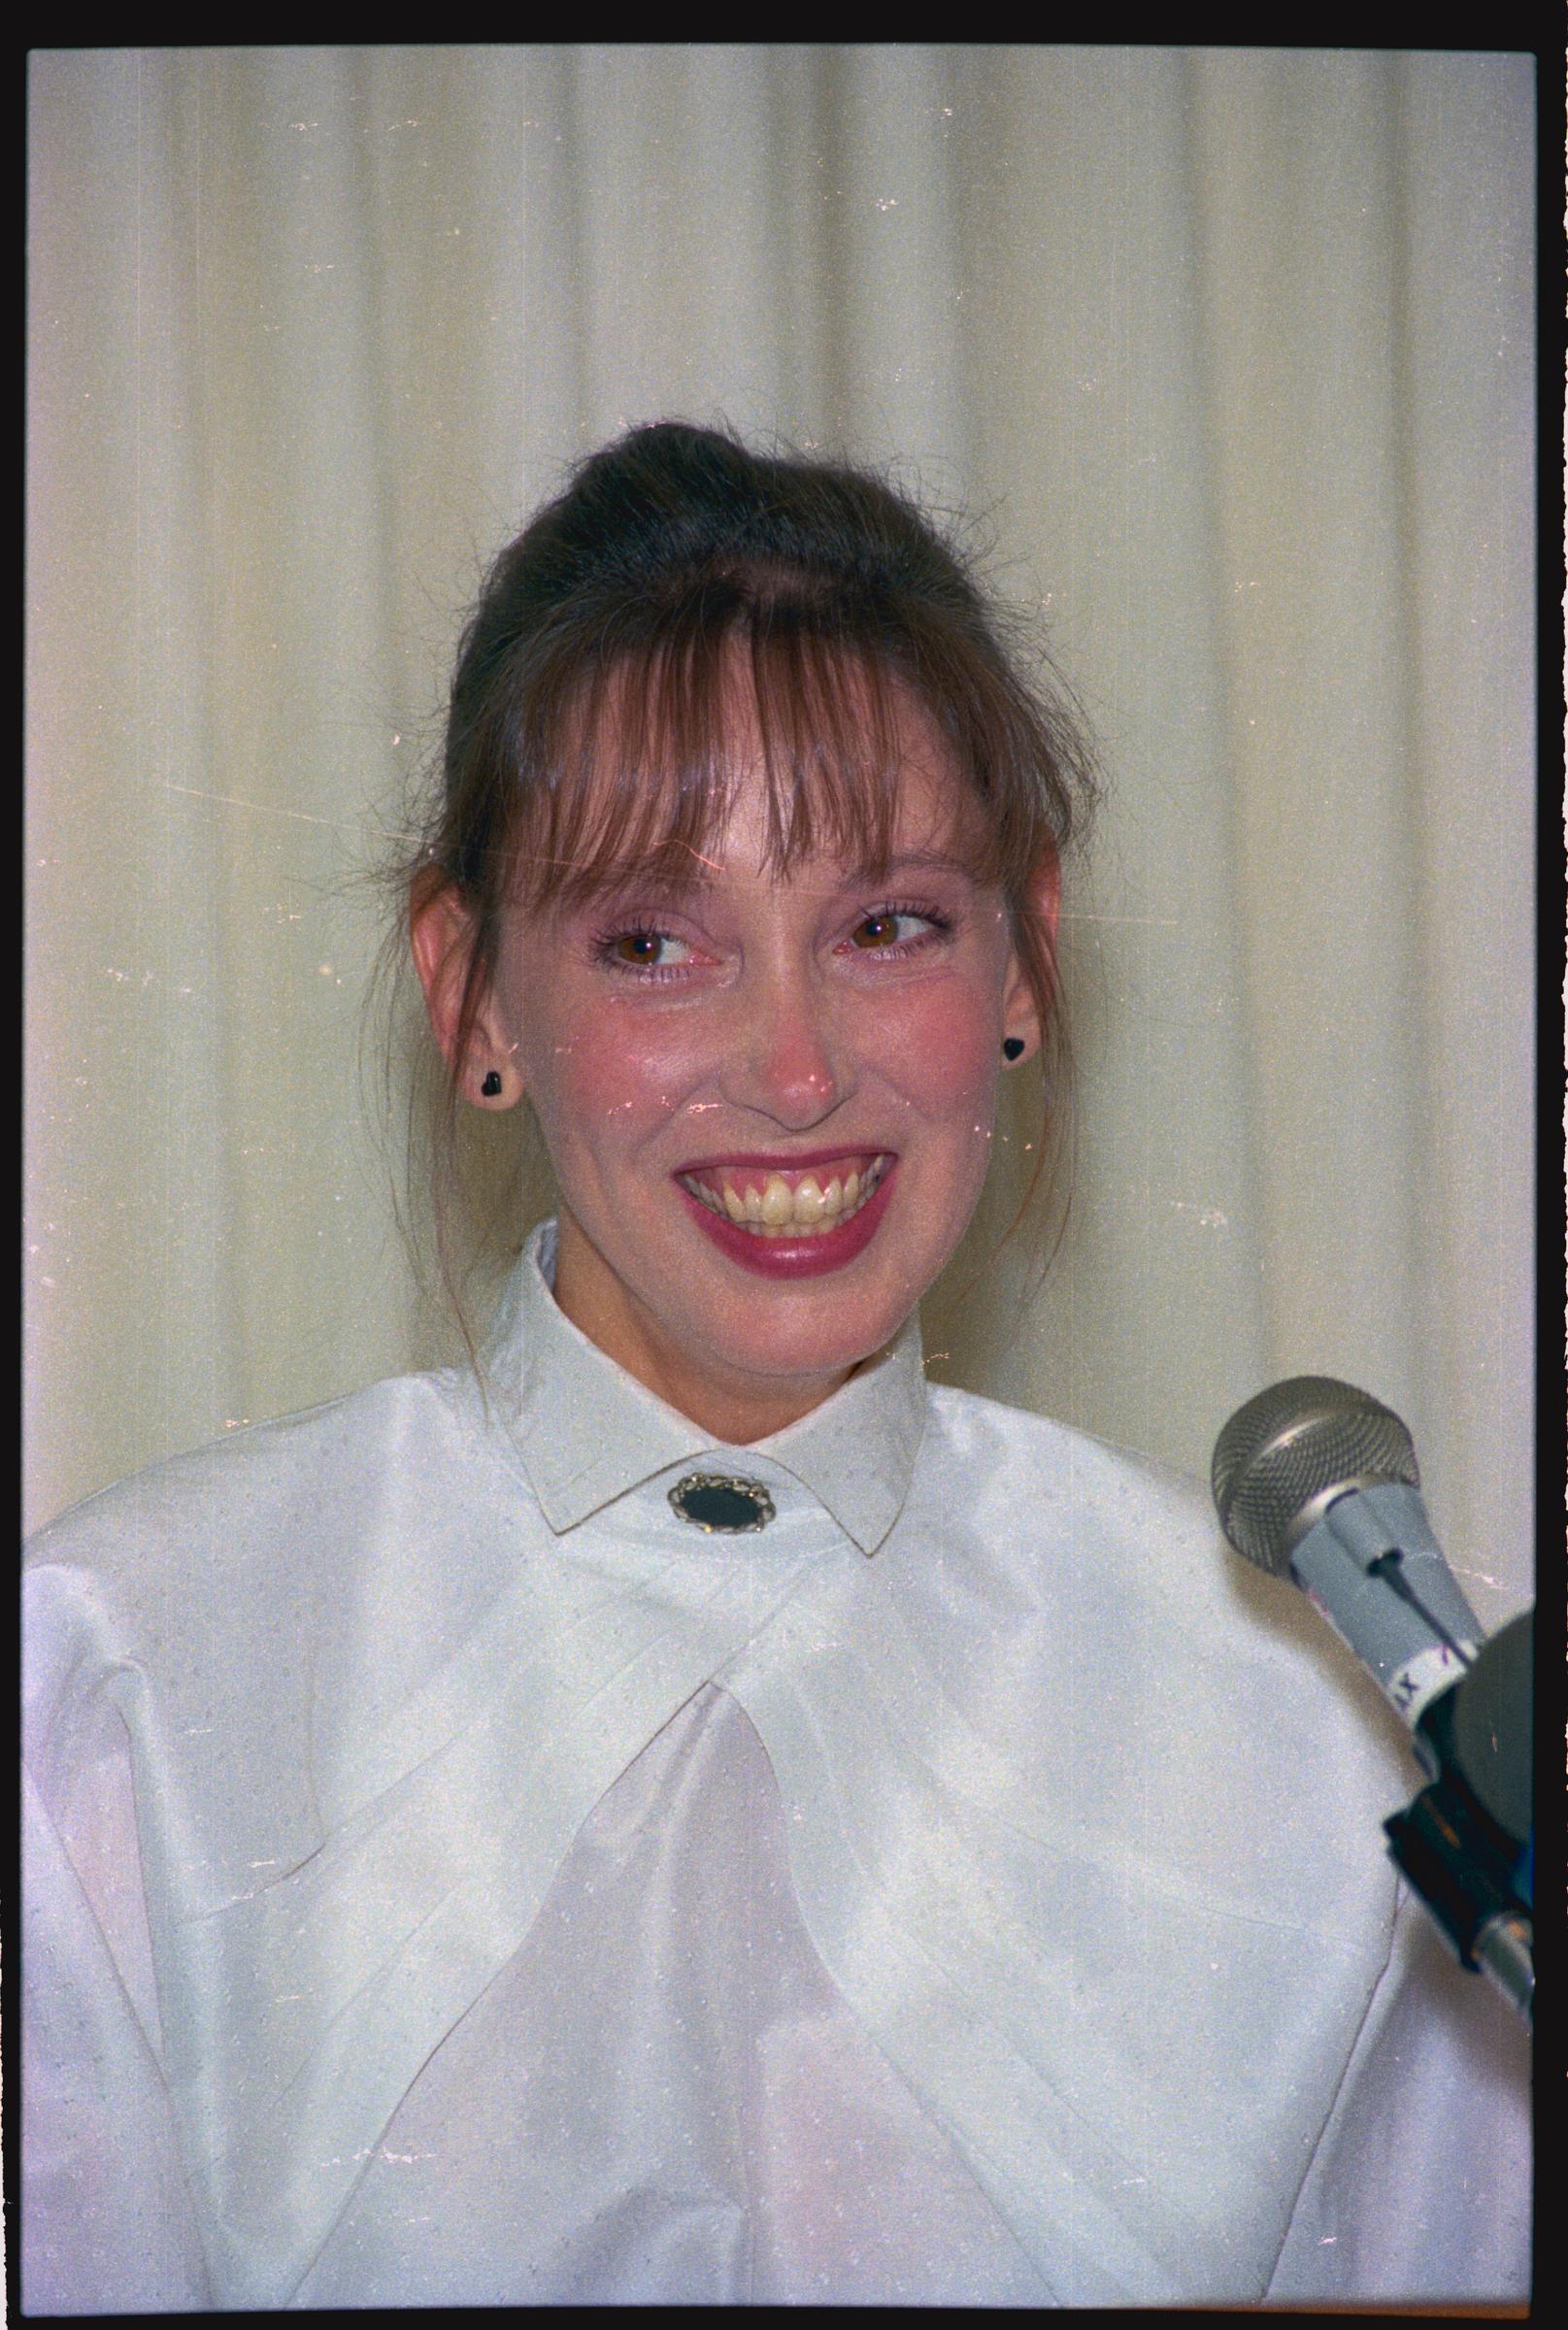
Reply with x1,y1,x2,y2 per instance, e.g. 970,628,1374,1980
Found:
1383,1611,1534,2027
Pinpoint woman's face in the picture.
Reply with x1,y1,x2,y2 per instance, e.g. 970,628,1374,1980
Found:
444,701,1052,1442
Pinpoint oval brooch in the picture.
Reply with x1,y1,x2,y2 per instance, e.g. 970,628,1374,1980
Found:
669,1472,777,1534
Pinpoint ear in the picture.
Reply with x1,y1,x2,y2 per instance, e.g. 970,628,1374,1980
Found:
409,872,522,1111
1000,849,1062,1064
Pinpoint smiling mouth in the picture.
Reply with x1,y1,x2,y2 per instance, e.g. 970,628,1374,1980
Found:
677,1155,893,1238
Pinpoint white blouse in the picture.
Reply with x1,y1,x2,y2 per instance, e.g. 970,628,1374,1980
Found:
22,1223,1529,2310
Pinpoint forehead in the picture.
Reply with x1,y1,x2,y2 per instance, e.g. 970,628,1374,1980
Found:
671,689,972,862
510,639,996,913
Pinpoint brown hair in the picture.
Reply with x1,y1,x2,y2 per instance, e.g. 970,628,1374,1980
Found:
386,419,1099,1345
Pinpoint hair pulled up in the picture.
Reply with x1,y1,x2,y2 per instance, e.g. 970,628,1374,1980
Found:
390,418,1100,1337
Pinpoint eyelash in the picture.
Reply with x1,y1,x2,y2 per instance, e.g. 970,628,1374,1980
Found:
843,901,954,956
588,924,695,984
588,900,955,984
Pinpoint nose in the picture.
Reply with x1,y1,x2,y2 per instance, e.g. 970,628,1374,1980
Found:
718,963,849,1131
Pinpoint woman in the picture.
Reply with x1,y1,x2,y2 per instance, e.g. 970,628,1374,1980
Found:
23,423,1527,2310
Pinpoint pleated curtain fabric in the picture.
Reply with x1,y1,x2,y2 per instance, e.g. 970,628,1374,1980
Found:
25,47,1535,1623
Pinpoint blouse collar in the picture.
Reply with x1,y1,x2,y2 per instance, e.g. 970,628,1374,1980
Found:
479,1219,929,1557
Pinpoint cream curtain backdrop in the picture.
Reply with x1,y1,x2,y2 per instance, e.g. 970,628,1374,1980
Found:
26,47,1535,1625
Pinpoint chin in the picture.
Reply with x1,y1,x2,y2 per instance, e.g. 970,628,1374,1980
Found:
695,1278,916,1384
727,1323,895,1385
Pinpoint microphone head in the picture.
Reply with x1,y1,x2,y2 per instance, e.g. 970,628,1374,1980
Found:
1212,1375,1419,1577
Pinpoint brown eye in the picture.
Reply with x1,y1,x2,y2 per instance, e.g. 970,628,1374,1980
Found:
599,926,695,973
851,914,901,949
616,931,663,964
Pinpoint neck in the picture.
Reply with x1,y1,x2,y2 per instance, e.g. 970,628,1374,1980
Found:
627,1355,853,1447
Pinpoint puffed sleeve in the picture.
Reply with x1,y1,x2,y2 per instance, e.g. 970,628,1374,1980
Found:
1267,1885,1531,2304
22,1664,214,2312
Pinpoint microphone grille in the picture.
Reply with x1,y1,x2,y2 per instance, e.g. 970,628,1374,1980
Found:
1211,1375,1418,1576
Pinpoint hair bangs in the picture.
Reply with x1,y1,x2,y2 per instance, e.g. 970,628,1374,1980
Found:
497,594,1040,919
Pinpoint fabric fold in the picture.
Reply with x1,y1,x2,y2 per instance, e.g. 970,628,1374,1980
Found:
182,1534,843,2306
716,1444,1403,2306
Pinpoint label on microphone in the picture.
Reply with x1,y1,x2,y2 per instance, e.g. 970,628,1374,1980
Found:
1293,1505,1482,1730
1299,1585,1474,1726
1385,1640,1476,1725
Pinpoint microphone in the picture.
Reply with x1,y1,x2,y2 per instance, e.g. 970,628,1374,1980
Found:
1212,1376,1482,1727
1212,1376,1533,2026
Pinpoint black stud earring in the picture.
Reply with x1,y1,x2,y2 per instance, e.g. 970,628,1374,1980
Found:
481,1069,503,1098
1002,1038,1025,1063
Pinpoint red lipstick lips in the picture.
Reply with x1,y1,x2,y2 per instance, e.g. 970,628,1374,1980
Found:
673,1155,899,1279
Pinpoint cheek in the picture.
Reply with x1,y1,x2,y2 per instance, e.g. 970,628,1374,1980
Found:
876,978,1000,1124
523,1001,701,1145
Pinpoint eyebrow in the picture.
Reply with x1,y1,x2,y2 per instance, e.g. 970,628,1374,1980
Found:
584,848,979,905
854,849,978,882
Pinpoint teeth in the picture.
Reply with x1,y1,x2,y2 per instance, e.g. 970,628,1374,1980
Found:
794,1175,825,1225
682,1156,889,1237
760,1174,795,1226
